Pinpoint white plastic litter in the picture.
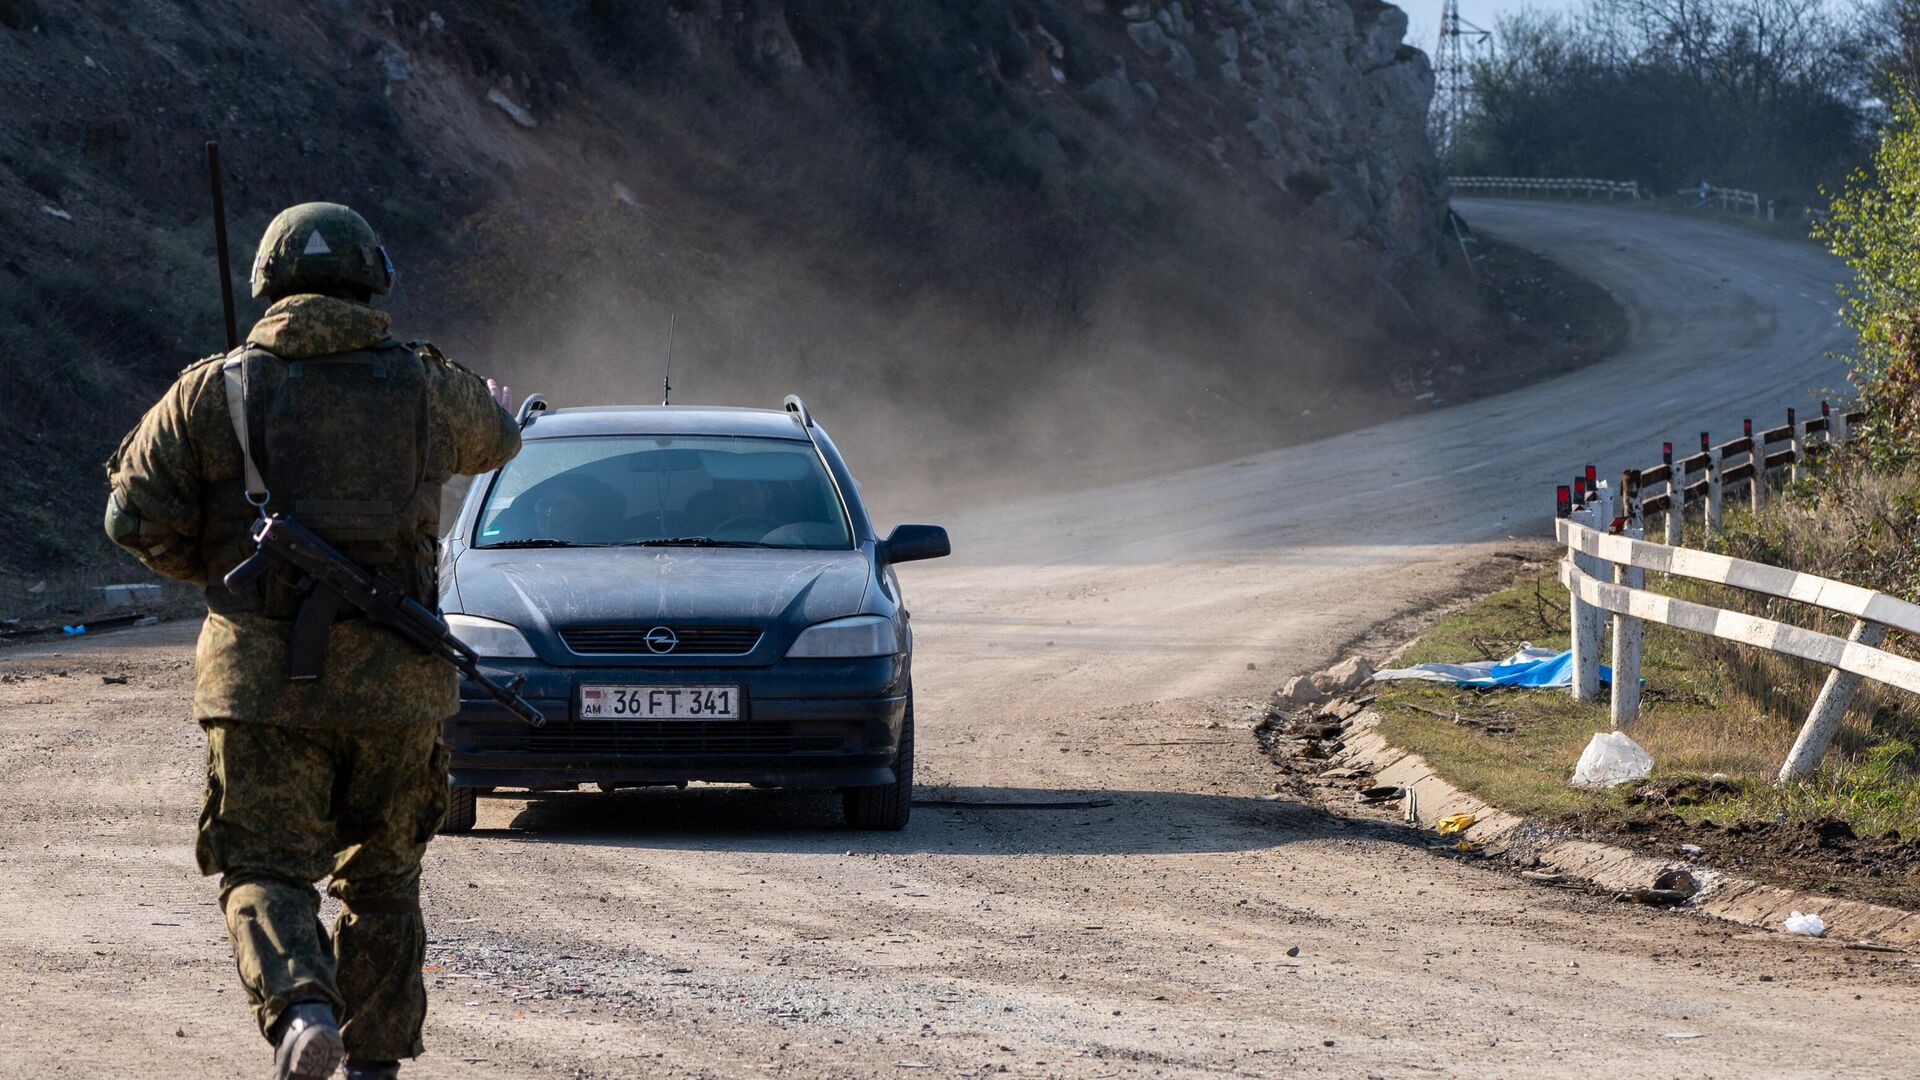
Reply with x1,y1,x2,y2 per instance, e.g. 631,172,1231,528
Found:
1569,731,1655,788
1783,911,1827,937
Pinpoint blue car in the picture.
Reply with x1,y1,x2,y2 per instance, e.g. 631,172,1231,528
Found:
436,396,950,831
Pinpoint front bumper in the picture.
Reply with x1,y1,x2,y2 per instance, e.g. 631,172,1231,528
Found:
446,656,908,790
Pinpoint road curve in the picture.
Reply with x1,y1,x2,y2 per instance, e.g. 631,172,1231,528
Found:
901,199,1854,708
3,202,1911,1079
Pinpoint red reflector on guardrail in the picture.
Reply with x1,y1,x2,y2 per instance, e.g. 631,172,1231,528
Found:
1556,485,1572,518
1662,442,1673,465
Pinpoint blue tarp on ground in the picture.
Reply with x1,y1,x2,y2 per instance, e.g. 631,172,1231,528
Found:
1372,645,1612,689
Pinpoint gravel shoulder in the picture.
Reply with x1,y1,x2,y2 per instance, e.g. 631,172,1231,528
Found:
6,203,1917,1078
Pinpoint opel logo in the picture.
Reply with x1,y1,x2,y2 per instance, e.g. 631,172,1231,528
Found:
643,626,679,654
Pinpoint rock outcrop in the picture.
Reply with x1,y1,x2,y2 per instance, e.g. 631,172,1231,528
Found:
0,0,1453,576
675,0,1445,264
1106,0,1441,260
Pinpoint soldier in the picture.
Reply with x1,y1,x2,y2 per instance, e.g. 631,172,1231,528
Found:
103,202,522,1080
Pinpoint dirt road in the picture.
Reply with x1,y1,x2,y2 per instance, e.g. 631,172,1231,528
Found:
5,202,1914,1078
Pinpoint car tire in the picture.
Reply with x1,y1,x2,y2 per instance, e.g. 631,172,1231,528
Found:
440,785,479,834
843,698,913,831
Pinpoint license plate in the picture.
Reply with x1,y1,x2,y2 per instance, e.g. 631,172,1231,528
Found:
578,685,740,720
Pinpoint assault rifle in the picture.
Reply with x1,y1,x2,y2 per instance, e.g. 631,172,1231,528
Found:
225,514,547,727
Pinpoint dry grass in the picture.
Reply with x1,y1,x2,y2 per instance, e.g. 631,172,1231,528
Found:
1377,466,1920,838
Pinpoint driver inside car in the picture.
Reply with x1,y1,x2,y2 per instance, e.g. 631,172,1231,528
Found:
532,486,592,539
688,479,778,541
509,472,622,543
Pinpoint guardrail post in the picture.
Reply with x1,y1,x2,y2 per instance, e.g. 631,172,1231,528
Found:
1788,408,1804,485
1778,619,1889,783
1705,431,1723,538
1574,478,1605,699
1611,471,1646,730
1747,418,1768,512
1568,476,1610,703
1832,408,1849,449
1662,441,1684,545
1595,476,1616,644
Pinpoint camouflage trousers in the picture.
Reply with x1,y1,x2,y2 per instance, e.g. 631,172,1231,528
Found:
196,718,449,1061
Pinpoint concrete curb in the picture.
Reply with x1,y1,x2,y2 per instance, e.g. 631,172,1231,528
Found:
1331,710,1920,948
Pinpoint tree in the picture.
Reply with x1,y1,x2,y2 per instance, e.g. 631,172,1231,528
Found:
1814,94,1920,458
1458,0,1871,208
1861,0,1920,100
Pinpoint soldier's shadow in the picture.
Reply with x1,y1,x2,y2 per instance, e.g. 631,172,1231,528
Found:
467,783,1422,857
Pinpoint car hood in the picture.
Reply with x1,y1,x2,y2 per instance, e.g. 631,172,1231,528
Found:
449,546,873,642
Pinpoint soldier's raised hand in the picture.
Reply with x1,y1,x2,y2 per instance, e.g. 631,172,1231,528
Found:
487,378,512,411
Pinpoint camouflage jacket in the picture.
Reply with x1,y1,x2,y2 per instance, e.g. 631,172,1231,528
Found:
104,294,521,728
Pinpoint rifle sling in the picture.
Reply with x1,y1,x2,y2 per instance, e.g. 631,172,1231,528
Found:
220,352,269,503
287,586,349,680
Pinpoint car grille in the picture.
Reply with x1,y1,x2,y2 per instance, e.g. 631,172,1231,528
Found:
560,625,764,656
515,720,843,756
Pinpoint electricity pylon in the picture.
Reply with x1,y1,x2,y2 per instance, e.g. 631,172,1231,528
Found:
1430,0,1490,173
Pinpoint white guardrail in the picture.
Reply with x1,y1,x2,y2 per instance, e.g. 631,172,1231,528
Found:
1555,404,1896,784
1450,176,1773,219
1675,185,1766,217
1451,176,1643,200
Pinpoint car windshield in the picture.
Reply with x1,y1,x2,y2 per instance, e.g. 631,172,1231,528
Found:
475,435,853,550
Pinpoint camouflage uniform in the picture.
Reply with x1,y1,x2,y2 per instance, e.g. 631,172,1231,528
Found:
105,292,520,1061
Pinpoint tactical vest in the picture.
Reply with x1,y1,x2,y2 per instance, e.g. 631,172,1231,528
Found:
207,340,438,618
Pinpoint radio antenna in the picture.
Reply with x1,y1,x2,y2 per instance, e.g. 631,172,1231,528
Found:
661,309,677,406
206,141,239,350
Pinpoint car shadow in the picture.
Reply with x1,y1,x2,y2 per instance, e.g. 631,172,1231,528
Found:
470,783,1429,857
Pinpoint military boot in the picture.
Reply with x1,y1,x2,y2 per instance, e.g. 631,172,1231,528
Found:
272,1002,344,1080
344,1061,401,1080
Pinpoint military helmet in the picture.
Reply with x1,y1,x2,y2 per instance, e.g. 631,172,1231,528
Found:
249,202,395,301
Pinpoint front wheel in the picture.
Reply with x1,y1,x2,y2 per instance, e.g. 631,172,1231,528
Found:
842,700,914,831
440,785,479,834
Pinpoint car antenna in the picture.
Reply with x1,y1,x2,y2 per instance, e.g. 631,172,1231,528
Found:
661,309,676,406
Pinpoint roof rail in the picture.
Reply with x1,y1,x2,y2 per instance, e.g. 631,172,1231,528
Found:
516,393,549,429
782,394,814,428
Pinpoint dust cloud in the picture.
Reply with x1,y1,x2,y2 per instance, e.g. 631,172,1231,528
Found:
415,199,1450,532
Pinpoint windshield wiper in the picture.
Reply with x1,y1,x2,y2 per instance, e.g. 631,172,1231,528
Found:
482,537,593,549
615,536,772,548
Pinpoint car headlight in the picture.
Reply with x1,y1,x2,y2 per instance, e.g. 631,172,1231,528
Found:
446,613,536,659
785,615,901,658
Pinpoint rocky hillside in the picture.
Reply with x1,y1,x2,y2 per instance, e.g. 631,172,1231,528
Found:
0,0,1471,581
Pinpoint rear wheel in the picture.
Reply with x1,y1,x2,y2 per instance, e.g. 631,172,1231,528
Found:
440,785,479,834
842,698,914,831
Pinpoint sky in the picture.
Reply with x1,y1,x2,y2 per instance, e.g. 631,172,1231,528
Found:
1404,0,1581,57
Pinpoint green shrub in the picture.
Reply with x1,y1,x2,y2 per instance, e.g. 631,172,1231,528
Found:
1817,94,1920,462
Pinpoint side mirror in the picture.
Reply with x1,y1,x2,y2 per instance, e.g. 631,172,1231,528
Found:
879,524,950,565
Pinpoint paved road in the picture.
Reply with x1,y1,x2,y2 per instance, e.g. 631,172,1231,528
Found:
5,202,1912,1079
901,199,1854,706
